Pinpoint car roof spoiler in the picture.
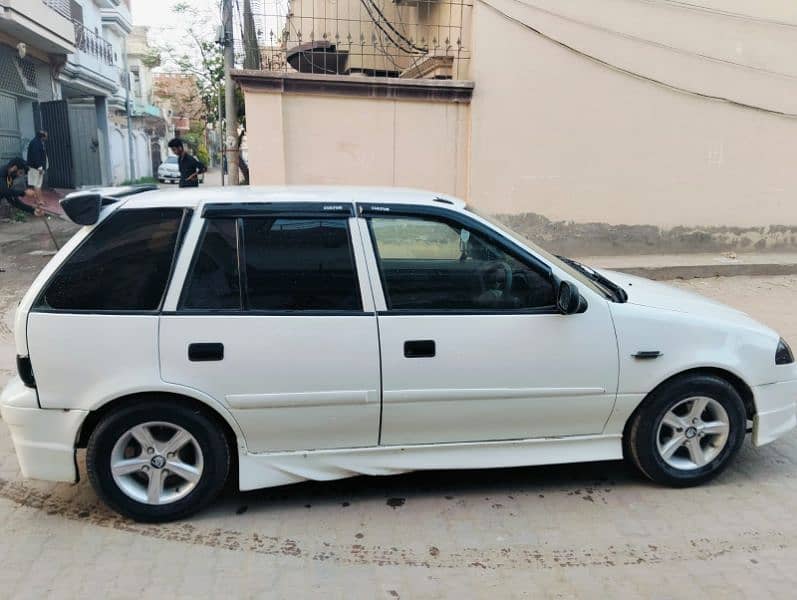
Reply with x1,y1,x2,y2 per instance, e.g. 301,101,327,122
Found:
59,185,158,225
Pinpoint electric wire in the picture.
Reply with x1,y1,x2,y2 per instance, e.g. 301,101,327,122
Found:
478,0,797,118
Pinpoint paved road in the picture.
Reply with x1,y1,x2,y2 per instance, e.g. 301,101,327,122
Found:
1,238,796,598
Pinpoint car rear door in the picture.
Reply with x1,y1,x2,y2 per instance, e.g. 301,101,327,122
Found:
359,204,619,446
159,202,381,452
27,206,190,410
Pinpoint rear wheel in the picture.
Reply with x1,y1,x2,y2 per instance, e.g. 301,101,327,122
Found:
626,374,746,487
86,401,230,522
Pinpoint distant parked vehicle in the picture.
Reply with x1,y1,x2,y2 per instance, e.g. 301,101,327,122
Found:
157,156,179,184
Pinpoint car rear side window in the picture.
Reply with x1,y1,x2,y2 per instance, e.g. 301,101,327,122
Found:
242,218,361,311
181,219,240,309
38,208,185,311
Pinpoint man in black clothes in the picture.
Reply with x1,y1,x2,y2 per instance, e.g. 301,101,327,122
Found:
167,138,206,188
0,158,43,217
26,130,48,193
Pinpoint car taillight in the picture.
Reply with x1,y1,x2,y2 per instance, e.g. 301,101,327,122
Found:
16,356,36,388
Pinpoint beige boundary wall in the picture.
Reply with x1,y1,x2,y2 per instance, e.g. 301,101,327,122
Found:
234,0,797,256
237,72,472,200
468,0,797,229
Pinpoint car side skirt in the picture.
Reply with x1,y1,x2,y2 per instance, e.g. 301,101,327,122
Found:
237,434,623,491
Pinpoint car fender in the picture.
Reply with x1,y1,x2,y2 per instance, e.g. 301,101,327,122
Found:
82,381,248,452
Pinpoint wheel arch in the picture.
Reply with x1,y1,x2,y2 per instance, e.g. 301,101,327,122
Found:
76,391,243,462
622,366,756,441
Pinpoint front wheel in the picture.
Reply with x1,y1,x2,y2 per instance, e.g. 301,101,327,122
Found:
626,374,746,487
86,401,230,522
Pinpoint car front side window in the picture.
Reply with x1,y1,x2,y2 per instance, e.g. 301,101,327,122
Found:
368,216,556,311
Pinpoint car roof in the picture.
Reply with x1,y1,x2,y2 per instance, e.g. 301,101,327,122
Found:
119,185,466,211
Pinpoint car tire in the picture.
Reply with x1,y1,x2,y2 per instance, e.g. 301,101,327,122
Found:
626,374,746,487
86,400,230,522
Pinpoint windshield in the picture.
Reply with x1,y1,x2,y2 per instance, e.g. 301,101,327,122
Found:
166,156,178,164
465,206,611,299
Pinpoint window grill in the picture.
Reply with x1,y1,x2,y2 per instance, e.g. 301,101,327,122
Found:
243,0,472,80
73,20,116,66
43,0,72,20
0,46,38,99
16,59,38,94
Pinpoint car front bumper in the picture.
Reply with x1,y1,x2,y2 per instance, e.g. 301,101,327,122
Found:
752,379,797,446
0,376,86,483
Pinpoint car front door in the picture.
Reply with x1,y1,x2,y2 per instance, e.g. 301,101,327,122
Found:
360,205,619,446
159,203,381,452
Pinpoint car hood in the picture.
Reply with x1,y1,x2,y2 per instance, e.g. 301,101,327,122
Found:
598,269,774,333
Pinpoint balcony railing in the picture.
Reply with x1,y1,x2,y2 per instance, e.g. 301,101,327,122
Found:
43,0,72,20
73,20,115,66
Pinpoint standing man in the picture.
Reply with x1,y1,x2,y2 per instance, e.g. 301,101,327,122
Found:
0,158,43,217
167,138,206,188
26,130,48,198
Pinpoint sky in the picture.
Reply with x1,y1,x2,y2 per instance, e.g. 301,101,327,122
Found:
132,0,220,28
131,0,222,72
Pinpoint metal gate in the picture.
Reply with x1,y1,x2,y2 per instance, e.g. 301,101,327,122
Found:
68,104,102,187
0,93,20,163
40,100,74,189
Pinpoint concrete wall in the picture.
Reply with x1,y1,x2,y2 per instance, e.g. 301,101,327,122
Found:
109,124,127,184
239,1,797,253
467,0,797,229
243,83,470,198
133,129,150,178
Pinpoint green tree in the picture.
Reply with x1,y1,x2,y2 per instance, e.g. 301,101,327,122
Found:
158,3,224,126
156,1,252,182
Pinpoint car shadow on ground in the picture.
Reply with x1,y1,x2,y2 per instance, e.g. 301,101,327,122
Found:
202,438,793,519
215,458,637,514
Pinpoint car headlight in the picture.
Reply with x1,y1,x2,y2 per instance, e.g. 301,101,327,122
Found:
776,338,794,365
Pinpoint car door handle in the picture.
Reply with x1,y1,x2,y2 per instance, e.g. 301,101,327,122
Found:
188,343,224,362
404,340,436,358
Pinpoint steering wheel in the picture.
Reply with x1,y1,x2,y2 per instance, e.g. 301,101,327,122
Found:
481,261,514,303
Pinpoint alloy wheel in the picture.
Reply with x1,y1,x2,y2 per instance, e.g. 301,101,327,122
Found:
110,421,204,505
656,396,730,470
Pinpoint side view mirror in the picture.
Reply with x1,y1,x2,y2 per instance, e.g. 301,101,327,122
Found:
556,280,583,315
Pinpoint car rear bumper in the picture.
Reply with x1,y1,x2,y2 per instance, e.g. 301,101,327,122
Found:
0,376,86,483
752,379,797,446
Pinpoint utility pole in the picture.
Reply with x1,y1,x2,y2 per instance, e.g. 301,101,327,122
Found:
218,85,225,186
123,37,136,182
222,0,238,185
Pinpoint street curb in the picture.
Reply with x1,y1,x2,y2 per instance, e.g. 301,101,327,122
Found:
612,263,797,281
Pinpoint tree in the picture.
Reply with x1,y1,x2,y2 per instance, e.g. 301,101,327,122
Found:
154,1,254,183
157,3,225,126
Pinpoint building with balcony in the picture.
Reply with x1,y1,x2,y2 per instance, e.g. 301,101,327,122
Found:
0,0,75,163
51,0,131,188
110,25,167,182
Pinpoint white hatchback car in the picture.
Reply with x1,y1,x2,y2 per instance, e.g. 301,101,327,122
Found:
1,186,795,522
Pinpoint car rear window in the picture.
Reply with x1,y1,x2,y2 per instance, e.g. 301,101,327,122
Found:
38,208,186,311
180,216,362,312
